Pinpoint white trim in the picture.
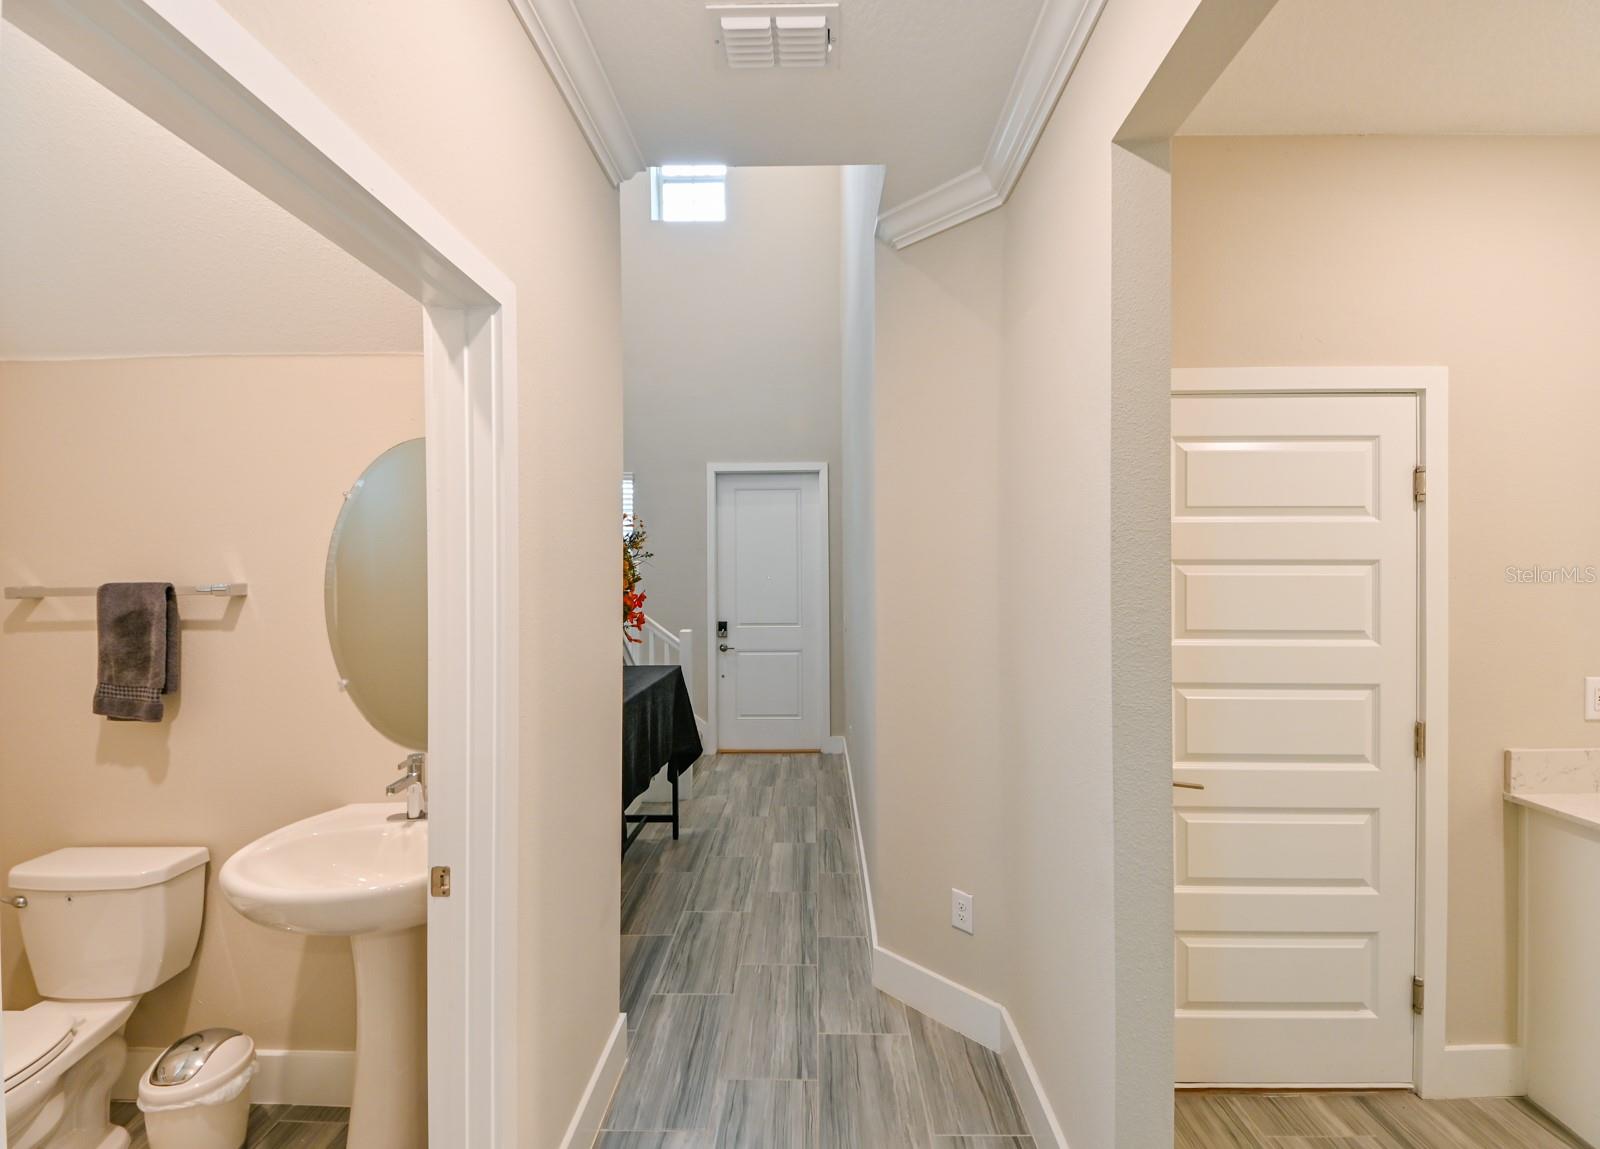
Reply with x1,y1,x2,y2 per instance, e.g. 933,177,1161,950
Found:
1001,1007,1071,1149
490,0,1108,246
1431,1044,1525,1100
875,168,1002,251
3,2,523,1142
558,1015,629,1149
504,0,644,186
704,462,832,754
489,0,1105,245
872,945,1007,1052
982,0,1107,208
837,736,879,951
114,1049,355,1108
821,734,846,754
876,0,1108,248
1176,1081,1412,1092
1171,366,1458,1097
835,738,1070,1146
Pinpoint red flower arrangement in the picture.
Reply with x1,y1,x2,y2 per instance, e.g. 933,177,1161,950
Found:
623,515,652,642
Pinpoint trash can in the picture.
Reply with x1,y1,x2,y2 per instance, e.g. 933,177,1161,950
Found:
138,1029,256,1149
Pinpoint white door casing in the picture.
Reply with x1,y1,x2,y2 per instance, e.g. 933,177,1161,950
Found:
1172,392,1419,1085
711,467,828,752
3,2,524,1142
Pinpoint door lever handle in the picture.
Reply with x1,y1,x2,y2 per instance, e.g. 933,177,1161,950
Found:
719,643,736,652
1173,781,1205,790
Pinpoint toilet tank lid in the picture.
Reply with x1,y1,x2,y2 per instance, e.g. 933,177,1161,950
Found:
10,846,209,892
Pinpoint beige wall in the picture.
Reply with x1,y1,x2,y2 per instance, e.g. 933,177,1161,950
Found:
992,9,1198,1143
0,355,421,1051
1173,133,1600,1045
621,166,844,732
868,4,1205,1143
874,211,1008,996
213,3,624,1140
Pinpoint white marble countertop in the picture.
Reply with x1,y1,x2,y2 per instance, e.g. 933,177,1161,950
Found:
1506,790,1600,835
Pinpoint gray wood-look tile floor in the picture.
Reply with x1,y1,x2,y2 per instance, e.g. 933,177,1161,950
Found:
1176,1091,1591,1149
112,1101,349,1147
609,753,1034,1148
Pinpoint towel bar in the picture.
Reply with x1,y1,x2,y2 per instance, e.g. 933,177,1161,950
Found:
4,583,249,599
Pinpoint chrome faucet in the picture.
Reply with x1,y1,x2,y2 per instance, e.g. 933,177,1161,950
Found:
386,752,428,820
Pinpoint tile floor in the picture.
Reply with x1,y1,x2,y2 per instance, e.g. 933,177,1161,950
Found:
609,752,1034,1148
112,1101,349,1147
110,755,1582,1149
1176,1091,1589,1149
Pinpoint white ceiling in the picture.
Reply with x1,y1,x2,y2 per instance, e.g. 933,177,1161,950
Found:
1184,0,1600,136
572,0,1049,208
0,27,419,360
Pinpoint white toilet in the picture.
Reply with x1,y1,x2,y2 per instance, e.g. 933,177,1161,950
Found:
3,846,208,1149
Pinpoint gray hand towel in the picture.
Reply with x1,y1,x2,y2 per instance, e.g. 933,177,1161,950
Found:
93,583,181,722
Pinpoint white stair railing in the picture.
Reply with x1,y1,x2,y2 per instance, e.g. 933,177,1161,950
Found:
624,614,708,804
624,617,707,723
624,616,697,710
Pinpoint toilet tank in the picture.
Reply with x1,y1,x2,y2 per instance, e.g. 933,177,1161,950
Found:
9,846,209,1000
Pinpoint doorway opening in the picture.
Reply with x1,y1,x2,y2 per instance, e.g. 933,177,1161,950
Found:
0,4,523,1145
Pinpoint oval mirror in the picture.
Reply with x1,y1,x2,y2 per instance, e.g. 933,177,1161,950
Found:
325,438,427,749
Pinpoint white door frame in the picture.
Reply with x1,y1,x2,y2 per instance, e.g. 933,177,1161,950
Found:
1172,366,1453,1094
1,2,522,1143
704,462,831,755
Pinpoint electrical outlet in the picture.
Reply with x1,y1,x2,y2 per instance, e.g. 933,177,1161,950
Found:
951,888,974,935
1587,677,1600,721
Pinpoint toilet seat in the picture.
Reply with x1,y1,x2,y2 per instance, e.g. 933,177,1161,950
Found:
2,1009,75,1094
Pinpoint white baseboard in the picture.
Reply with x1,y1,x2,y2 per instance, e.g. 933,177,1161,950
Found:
836,736,878,949
821,735,846,754
1001,1006,1070,1149
835,736,1068,1147
1423,1043,1525,1099
872,944,1006,1052
559,1013,628,1149
114,1047,355,1106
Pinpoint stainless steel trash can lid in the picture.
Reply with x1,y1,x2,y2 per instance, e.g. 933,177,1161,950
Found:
149,1028,246,1087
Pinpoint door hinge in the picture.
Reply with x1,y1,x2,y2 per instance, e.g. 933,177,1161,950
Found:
431,865,452,898
1414,721,1426,761
1412,976,1425,1015
1413,466,1427,506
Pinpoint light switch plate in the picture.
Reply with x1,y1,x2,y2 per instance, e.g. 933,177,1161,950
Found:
1587,677,1600,721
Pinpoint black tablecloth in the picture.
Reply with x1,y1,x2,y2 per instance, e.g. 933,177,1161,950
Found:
623,665,703,811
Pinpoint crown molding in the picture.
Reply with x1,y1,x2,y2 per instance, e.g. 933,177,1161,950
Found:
875,167,1001,249
876,0,1109,249
506,0,644,186
507,0,1106,231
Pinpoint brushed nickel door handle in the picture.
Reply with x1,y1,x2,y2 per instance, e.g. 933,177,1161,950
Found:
719,643,736,652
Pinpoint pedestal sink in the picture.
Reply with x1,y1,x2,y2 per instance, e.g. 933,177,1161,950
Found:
220,802,427,1149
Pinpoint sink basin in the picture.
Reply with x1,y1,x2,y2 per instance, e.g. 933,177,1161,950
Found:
221,801,428,1149
220,801,426,935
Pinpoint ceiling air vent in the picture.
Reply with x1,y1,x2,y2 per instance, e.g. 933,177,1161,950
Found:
720,16,775,69
776,15,828,68
711,5,838,70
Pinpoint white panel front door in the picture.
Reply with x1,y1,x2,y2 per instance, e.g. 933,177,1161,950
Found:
1172,393,1418,1085
715,470,826,751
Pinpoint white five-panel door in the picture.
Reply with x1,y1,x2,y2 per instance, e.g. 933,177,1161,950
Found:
1172,393,1419,1085
714,470,826,751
